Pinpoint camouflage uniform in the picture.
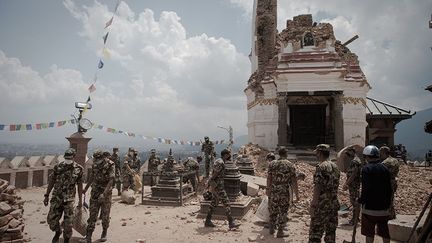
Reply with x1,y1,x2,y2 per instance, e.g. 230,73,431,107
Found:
309,160,340,243
267,158,297,230
201,140,215,177
148,153,161,186
122,155,135,191
208,158,231,217
183,158,200,191
86,158,115,235
47,160,83,239
382,156,399,219
110,152,122,194
346,156,362,221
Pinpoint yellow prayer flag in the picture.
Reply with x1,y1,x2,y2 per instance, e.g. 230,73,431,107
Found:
103,47,111,59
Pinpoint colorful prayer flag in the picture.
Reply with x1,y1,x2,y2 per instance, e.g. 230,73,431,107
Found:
103,47,111,59
0,125,4,131
9,125,16,131
88,84,96,93
102,32,109,44
26,124,32,130
98,60,104,69
36,124,41,130
105,17,113,28
49,122,55,128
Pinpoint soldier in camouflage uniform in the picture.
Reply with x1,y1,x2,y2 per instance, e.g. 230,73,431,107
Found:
380,146,400,220
110,147,122,196
182,156,201,191
342,146,362,225
148,149,161,186
266,147,298,238
204,149,240,229
201,136,215,178
308,144,340,243
122,148,136,191
81,150,115,243
44,148,83,243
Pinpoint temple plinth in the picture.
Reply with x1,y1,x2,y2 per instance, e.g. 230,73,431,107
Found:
236,155,255,175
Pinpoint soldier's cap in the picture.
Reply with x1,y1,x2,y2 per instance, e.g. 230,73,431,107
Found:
128,147,135,152
379,146,391,153
266,152,276,160
93,149,103,158
204,136,209,140
113,147,119,151
314,144,330,152
150,149,156,153
221,149,230,156
64,148,76,158
196,155,203,160
103,151,111,157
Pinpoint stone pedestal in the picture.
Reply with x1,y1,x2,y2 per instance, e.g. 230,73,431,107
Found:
66,132,91,169
236,155,255,175
199,159,253,219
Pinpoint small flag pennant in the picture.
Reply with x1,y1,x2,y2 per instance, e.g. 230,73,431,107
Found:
103,47,111,59
88,84,96,93
102,32,109,44
0,125,4,131
98,60,104,69
105,17,113,28
10,125,16,131
26,124,32,130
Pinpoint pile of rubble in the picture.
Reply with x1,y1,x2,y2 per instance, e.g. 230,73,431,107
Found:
242,144,432,216
0,179,26,243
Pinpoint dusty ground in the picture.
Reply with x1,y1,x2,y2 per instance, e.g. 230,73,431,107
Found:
17,186,388,243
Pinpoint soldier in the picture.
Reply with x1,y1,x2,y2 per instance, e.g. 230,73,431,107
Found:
81,150,115,243
308,144,340,243
122,148,135,191
182,156,201,191
201,136,215,178
147,149,161,186
110,147,122,196
43,148,83,243
426,150,432,166
342,146,362,225
204,149,240,229
266,147,298,238
380,146,400,220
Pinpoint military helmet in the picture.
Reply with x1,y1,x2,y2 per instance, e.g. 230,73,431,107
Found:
203,191,213,201
64,148,76,159
93,149,103,158
363,145,380,158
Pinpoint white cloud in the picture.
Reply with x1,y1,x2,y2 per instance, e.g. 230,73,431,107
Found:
230,0,432,111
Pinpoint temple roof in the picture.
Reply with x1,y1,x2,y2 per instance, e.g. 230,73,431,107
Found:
365,97,415,119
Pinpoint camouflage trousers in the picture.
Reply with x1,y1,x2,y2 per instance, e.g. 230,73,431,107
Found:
87,191,112,233
148,166,158,187
389,182,398,219
183,175,197,191
47,199,74,239
268,191,290,230
204,155,213,178
349,187,360,221
208,187,231,217
122,174,134,191
308,208,338,243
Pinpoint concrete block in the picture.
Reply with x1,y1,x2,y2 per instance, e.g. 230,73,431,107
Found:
240,174,267,189
388,214,427,242
9,157,25,170
247,183,260,197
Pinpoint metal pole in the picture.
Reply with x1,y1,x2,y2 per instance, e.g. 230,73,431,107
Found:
179,173,183,206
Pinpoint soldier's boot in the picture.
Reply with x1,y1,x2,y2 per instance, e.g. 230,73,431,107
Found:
63,237,70,243
276,228,289,238
227,216,240,229
79,230,93,243
204,212,215,227
100,228,108,242
269,223,275,235
51,230,62,243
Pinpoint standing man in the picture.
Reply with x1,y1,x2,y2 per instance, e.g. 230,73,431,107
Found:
359,145,392,243
342,146,362,225
425,150,432,166
204,149,240,229
122,148,135,191
81,150,115,243
308,144,340,243
182,156,201,191
44,148,83,243
110,147,122,196
201,136,215,178
147,149,161,186
380,146,399,220
267,148,298,238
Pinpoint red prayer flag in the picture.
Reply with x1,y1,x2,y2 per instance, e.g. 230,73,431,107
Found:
9,125,16,131
88,84,96,93
105,17,113,28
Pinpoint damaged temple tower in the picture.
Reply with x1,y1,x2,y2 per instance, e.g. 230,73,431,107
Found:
246,0,371,151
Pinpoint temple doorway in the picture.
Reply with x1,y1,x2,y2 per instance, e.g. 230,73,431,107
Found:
290,105,326,146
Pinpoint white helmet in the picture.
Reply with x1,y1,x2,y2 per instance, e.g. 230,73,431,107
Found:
363,145,379,158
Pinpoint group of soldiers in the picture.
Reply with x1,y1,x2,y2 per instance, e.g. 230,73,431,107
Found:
265,144,399,243
43,143,209,243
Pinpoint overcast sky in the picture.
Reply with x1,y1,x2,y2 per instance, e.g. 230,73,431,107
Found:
0,0,431,147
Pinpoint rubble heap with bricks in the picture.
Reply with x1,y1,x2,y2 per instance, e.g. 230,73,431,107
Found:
0,178,25,243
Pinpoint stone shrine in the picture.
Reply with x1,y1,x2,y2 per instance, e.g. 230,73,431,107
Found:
235,155,255,175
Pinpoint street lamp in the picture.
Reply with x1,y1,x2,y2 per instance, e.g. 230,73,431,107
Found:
217,125,234,152
74,102,93,133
